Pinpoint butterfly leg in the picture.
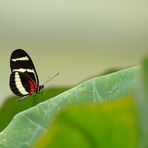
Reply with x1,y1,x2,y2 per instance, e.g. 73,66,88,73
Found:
18,96,28,101
41,88,46,101
32,94,38,106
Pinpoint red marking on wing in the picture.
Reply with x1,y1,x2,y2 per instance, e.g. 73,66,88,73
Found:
28,80,36,95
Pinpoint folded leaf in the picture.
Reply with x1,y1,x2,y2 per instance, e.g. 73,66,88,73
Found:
0,66,140,148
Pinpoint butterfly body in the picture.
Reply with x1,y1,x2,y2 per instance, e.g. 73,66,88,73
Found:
9,49,44,100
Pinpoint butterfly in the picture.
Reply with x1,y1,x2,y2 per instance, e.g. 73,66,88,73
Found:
9,49,59,100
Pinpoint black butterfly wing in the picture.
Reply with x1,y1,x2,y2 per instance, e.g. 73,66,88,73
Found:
10,49,39,84
9,71,37,98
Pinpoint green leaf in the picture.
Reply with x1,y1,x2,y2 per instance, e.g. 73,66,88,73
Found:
0,87,69,132
0,66,140,148
142,57,148,96
35,96,139,148
136,57,148,148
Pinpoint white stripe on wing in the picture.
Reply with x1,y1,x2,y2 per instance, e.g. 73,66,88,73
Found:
15,72,29,95
12,56,29,62
13,68,35,73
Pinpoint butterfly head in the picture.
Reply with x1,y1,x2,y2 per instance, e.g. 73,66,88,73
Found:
35,85,44,94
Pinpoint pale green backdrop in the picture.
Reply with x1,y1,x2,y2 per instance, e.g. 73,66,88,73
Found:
0,0,147,105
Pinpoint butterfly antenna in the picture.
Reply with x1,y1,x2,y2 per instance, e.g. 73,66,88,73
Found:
43,73,59,86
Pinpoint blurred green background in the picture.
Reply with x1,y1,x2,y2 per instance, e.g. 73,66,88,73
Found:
0,0,147,105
